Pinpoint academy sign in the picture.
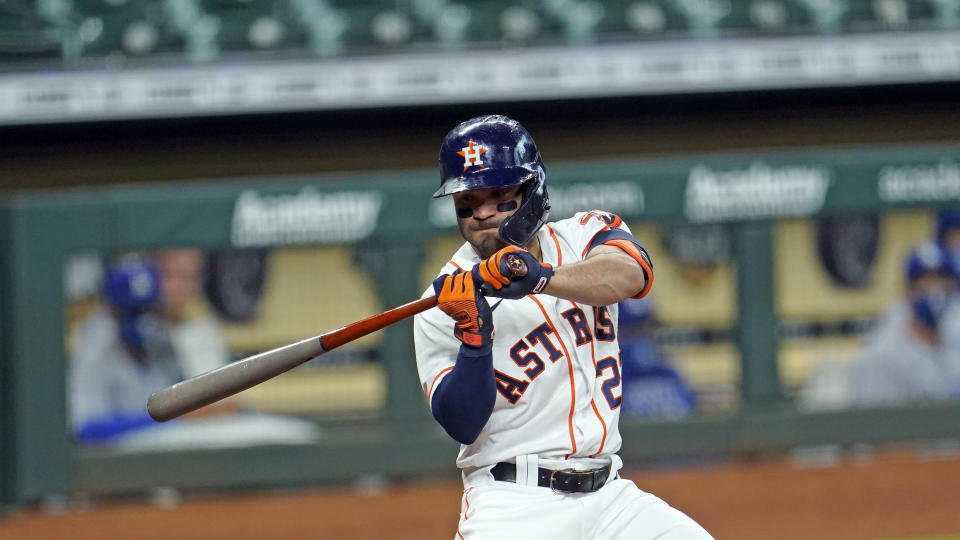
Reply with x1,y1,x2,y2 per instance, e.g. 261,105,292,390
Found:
231,187,383,247
877,159,960,202
549,182,643,220
684,161,831,222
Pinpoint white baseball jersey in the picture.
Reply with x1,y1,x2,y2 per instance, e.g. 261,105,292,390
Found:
414,211,651,473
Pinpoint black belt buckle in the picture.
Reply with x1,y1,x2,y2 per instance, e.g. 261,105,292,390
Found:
548,469,572,494
548,467,608,494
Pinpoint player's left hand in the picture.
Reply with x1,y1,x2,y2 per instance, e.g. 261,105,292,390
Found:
473,246,554,300
432,271,494,349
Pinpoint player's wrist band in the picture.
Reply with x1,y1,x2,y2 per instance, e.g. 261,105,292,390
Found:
456,327,491,349
459,330,485,347
458,337,492,356
490,462,612,494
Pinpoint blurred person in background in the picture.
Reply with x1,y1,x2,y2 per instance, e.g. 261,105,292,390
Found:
69,258,181,443
932,208,960,354
153,248,231,379
860,208,960,353
617,297,696,418
803,241,960,409
69,249,234,444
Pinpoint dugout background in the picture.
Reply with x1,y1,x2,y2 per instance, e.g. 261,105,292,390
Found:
3,3,960,537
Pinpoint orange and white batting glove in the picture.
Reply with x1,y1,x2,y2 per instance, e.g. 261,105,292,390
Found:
432,271,493,349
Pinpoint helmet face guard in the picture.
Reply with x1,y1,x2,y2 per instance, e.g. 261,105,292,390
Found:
435,115,550,247
498,171,550,247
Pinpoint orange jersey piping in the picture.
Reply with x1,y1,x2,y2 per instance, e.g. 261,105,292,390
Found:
529,295,577,456
545,223,562,266
572,301,608,456
427,366,454,403
602,238,654,299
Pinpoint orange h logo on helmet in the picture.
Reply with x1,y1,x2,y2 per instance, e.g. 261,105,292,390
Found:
458,139,486,170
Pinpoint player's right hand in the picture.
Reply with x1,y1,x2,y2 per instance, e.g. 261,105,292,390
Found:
432,271,493,349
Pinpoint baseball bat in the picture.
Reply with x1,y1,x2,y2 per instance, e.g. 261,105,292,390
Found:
147,253,529,422
147,295,438,422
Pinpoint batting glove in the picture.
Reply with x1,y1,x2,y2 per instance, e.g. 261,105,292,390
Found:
432,271,493,349
473,246,554,300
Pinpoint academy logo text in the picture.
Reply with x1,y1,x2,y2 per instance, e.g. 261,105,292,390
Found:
877,159,960,202
231,187,383,247
684,161,831,222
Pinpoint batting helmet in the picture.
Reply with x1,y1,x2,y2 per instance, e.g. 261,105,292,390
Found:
435,115,550,247
104,259,161,314
905,241,953,282
937,208,960,243
104,258,163,353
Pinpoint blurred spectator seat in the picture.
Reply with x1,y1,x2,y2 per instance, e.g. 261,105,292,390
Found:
14,0,960,65
791,0,849,33
162,0,221,61
287,0,352,56
929,0,960,29
0,0,65,63
664,0,732,37
202,0,287,53
68,0,173,58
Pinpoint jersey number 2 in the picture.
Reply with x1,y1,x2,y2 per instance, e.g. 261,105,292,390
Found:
595,356,622,409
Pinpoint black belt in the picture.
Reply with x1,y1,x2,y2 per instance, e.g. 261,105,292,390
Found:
490,462,611,494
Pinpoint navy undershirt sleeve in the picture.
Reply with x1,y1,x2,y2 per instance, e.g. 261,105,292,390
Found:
430,342,497,445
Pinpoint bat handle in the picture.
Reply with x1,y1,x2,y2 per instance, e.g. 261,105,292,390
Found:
504,252,528,278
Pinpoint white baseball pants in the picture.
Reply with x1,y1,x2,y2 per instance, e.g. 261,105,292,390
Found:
454,476,713,539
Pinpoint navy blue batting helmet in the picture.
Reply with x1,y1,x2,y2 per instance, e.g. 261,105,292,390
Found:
104,259,161,314
905,241,954,282
937,208,960,243
435,115,550,247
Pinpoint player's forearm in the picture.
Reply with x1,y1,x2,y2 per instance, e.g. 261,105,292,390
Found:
543,248,646,306
430,345,497,445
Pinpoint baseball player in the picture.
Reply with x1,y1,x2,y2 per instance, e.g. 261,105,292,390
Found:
414,115,713,539
70,259,181,442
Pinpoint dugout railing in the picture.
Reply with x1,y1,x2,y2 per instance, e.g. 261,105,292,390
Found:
3,143,960,506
